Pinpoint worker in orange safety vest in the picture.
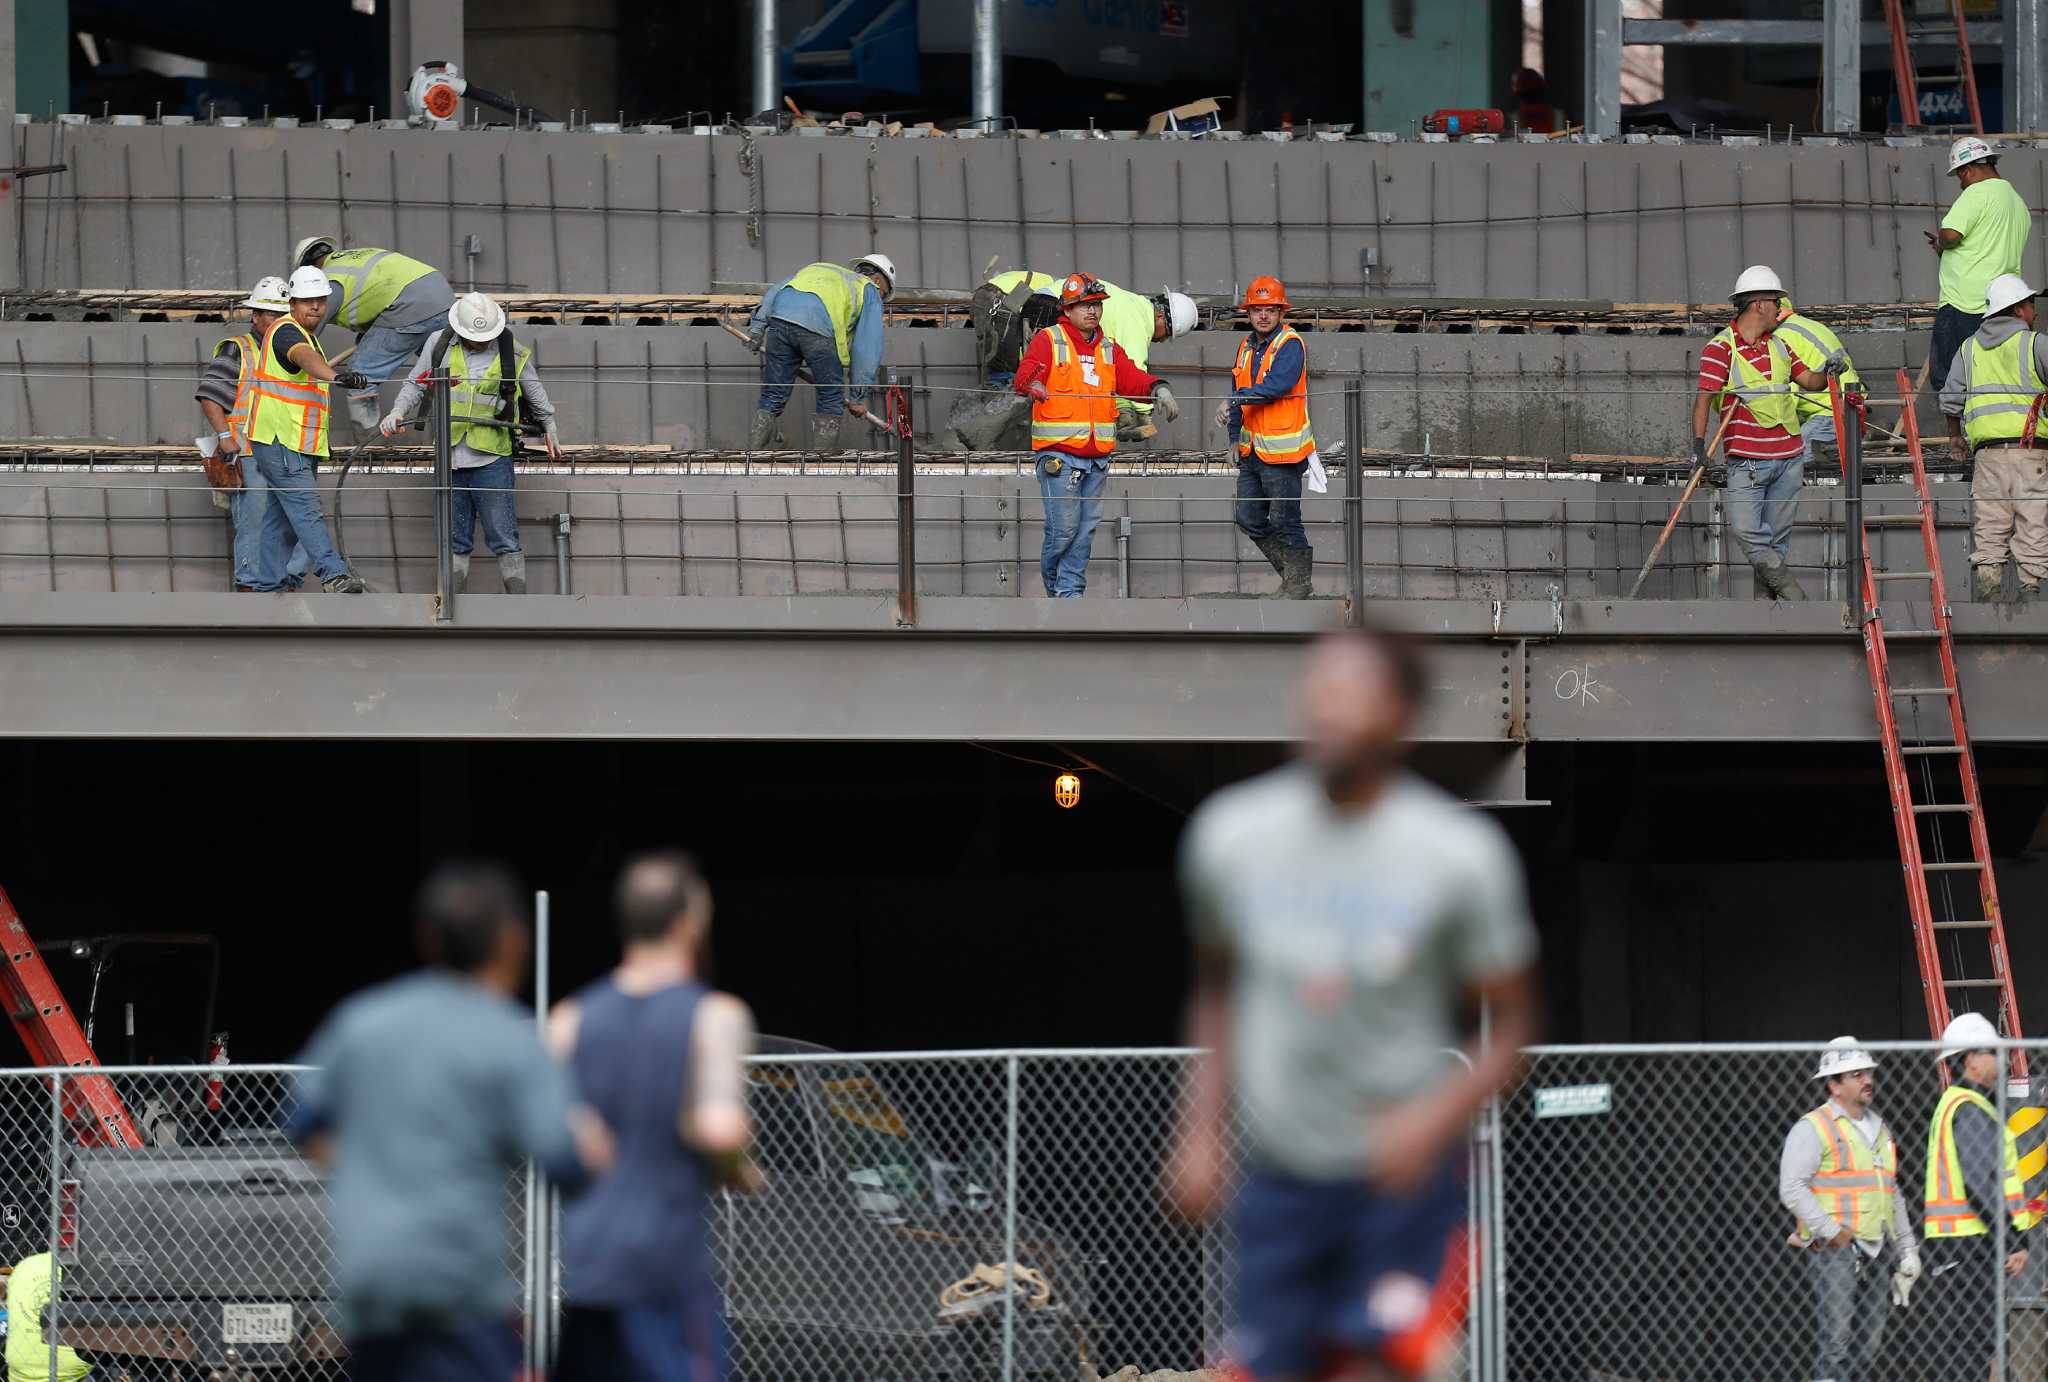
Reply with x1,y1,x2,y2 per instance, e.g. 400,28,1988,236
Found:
1219,275,1318,599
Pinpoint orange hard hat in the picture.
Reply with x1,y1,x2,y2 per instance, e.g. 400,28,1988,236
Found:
1059,272,1110,308
1239,275,1289,310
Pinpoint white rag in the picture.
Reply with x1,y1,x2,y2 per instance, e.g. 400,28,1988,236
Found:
1305,449,1329,494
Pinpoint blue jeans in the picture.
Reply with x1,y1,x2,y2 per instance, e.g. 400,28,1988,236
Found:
756,318,846,416
245,441,349,589
1805,1240,1893,1382
1038,456,1108,597
350,317,440,410
228,462,312,590
451,456,521,556
1931,305,1984,393
1800,411,1837,460
1234,456,1309,549
1726,455,1805,564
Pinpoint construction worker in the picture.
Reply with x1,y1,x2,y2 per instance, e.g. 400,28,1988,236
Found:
242,266,370,593
972,269,1061,388
194,275,310,592
551,851,759,1382
380,292,561,595
954,275,1196,451
293,236,457,431
745,253,895,451
1220,275,1316,599
1939,273,2048,603
1693,265,1840,601
1778,1037,1918,1382
1922,1010,2037,1382
1773,296,1862,461
1013,271,1182,598
1166,626,1540,1382
5,1252,90,1382
1928,137,2032,394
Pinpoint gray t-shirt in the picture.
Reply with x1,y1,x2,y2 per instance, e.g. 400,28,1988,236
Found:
1179,766,1537,1180
292,970,577,1335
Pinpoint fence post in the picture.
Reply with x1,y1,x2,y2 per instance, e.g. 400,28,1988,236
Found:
894,368,917,628
1001,1052,1020,1382
1344,377,1364,624
46,1071,62,1382
433,368,455,624
1844,396,1864,630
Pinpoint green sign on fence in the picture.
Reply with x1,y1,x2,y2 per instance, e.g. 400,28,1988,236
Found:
1534,1083,1613,1119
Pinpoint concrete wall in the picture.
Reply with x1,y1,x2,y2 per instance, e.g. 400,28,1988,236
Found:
8,122,2044,302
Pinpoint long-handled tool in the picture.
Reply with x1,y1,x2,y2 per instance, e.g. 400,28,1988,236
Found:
1624,407,1735,598
717,319,896,436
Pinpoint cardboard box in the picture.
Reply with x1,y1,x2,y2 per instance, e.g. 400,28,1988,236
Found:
1145,97,1224,136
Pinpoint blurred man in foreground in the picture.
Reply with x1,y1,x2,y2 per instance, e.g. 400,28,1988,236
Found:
289,862,610,1382
1167,628,1540,1382
551,851,758,1381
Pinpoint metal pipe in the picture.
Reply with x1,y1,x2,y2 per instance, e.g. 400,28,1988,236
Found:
1000,1051,1020,1382
1845,392,1864,630
433,366,454,623
1116,513,1130,597
973,0,1003,128
752,0,780,118
1345,377,1364,623
894,368,916,627
2011,0,2047,135
47,1073,61,1382
555,512,572,594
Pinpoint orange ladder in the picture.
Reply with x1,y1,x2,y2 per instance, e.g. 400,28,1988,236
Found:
0,884,140,1147
1882,0,1985,134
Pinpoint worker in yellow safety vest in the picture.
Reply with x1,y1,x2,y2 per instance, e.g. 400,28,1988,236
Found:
744,253,895,452
5,1252,92,1382
238,267,368,593
1773,295,1862,461
1779,1037,1919,1381
973,269,1061,387
1940,273,2048,604
294,236,457,432
380,292,562,595
1921,1011,2039,1380
193,275,312,591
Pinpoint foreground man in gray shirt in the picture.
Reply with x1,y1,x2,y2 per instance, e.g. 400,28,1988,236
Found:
1166,627,1540,1382
289,862,610,1382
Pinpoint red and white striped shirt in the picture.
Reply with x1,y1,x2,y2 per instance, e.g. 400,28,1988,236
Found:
1697,330,1806,461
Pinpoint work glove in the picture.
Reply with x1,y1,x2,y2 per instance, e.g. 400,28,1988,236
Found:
335,368,370,392
543,418,563,461
1152,383,1181,423
1690,436,1709,470
378,412,406,438
1027,380,1050,403
1213,399,1234,430
1892,1249,1921,1309
1825,356,1850,378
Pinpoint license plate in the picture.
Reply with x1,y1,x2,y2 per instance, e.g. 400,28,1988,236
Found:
221,1303,294,1345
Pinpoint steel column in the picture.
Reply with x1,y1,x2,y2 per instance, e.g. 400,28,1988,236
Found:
433,364,454,623
1345,377,1364,623
1584,0,1623,138
1845,396,1864,629
752,0,781,118
894,369,916,627
2011,0,2048,135
1822,0,1861,133
973,0,1004,128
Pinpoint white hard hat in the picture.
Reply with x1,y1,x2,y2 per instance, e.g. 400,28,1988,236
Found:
239,275,290,312
1814,1036,1878,1081
1942,1010,2004,1060
1949,136,1996,174
292,235,339,269
1160,288,1198,339
285,266,334,301
852,252,897,294
448,291,507,343
1730,264,1785,301
1985,272,2039,318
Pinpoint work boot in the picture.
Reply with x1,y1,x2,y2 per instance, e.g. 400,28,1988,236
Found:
321,571,367,594
499,552,527,595
1973,565,2005,602
1753,556,1806,600
746,408,780,451
452,553,471,594
1274,546,1314,600
812,415,843,454
1250,533,1288,578
2019,581,2042,605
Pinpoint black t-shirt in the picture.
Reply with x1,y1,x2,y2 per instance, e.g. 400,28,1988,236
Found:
265,322,317,373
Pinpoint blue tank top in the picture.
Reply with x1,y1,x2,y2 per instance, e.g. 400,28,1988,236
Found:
559,976,713,1307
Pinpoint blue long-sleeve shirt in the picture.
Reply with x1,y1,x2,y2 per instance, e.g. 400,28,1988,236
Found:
749,276,887,400
1226,330,1306,449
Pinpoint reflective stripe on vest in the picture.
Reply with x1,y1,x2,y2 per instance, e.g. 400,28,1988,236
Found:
1960,330,2048,449
322,247,436,332
215,333,258,445
445,338,530,457
1233,326,1316,464
1709,326,1803,433
785,263,870,368
246,318,331,458
1924,1084,2029,1238
1029,326,1120,453
1776,312,1860,419
1797,1106,1898,1243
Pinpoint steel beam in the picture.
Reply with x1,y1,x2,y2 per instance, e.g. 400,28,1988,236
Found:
2011,0,2048,135
1822,0,1861,135
973,0,1003,128
1584,0,1623,138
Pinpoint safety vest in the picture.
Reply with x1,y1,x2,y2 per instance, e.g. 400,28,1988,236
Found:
446,337,531,457
321,247,438,332
5,1253,91,1382
1924,1083,2032,1238
1100,282,1157,415
246,317,331,458
214,333,258,445
785,263,873,368
1775,305,1861,420
1233,326,1316,464
988,270,1056,296
1708,325,1803,433
1958,329,2048,450
1796,1105,1899,1244
1029,324,1120,455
